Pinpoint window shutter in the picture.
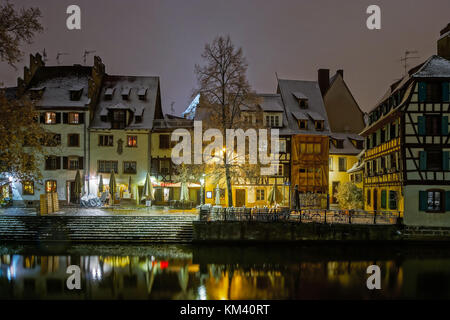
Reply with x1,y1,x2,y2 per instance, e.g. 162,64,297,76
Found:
55,113,61,124
40,113,45,124
446,191,450,211
376,130,381,146
419,191,427,211
443,151,450,171
418,116,426,136
63,113,68,124
381,190,387,209
386,124,391,141
45,157,50,170
395,152,400,170
79,157,84,170
419,151,427,170
442,116,449,136
63,157,68,169
418,82,427,102
443,82,449,102
56,156,61,169
79,113,85,124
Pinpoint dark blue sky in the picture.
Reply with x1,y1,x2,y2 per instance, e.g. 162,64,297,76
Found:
1,0,449,114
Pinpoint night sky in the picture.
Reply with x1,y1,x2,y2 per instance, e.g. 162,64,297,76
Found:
1,0,449,114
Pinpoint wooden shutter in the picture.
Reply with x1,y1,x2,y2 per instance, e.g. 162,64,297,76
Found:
419,191,427,211
63,157,68,169
79,157,84,170
79,113,85,124
381,190,387,209
419,151,427,170
56,156,61,169
418,82,427,102
446,191,450,211
45,157,51,170
443,82,449,102
418,116,426,136
63,113,68,124
55,112,61,124
443,151,450,171
386,124,391,141
376,130,381,146
442,116,449,136
395,152,400,170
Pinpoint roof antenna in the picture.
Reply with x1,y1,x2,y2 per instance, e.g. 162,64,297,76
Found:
83,50,96,65
56,52,69,65
399,50,420,76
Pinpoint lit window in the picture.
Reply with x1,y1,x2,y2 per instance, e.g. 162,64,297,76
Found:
256,189,265,201
45,112,57,124
45,180,57,193
68,113,79,124
23,181,34,195
427,190,443,212
127,136,137,147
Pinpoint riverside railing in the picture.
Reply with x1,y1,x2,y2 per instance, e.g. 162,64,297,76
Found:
199,206,402,225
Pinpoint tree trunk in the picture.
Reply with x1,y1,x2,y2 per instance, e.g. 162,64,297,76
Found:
225,163,233,207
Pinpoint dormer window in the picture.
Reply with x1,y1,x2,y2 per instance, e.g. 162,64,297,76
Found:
29,87,45,100
121,88,131,100
332,139,344,149
105,88,114,100
292,92,308,109
298,120,308,129
69,87,83,101
314,120,324,131
138,88,147,100
299,99,308,109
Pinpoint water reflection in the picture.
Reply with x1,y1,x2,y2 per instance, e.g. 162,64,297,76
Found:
0,244,450,299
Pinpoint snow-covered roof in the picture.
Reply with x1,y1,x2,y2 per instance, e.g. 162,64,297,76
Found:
27,65,92,108
277,79,331,135
291,110,309,120
91,75,161,130
292,91,308,100
258,93,284,112
182,94,199,120
412,55,450,78
329,132,364,155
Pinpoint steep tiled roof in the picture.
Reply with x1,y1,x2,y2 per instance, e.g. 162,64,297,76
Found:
90,75,161,130
277,79,331,135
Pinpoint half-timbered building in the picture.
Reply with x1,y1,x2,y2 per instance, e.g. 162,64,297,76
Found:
360,23,450,226
277,79,330,208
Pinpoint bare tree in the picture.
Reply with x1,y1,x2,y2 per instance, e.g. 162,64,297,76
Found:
0,1,43,68
194,35,256,207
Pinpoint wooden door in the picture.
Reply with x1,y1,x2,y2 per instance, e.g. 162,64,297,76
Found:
235,189,246,207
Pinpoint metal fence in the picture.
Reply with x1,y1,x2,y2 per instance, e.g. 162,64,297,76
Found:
200,206,401,225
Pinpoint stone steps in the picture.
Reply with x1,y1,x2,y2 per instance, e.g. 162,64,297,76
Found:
0,215,196,243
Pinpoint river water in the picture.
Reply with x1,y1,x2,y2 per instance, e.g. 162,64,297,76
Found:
1,243,449,299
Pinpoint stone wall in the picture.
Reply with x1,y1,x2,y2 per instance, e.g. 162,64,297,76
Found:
193,221,403,242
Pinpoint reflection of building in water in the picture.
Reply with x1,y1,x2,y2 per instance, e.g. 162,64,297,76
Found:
0,254,198,300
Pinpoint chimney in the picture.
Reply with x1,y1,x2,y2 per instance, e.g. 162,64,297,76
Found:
318,69,330,96
438,22,450,60
337,69,344,79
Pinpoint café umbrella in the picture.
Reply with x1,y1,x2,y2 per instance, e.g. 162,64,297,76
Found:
180,182,189,202
74,170,82,203
98,175,104,194
215,185,221,206
143,173,154,201
109,170,117,201
268,183,283,205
